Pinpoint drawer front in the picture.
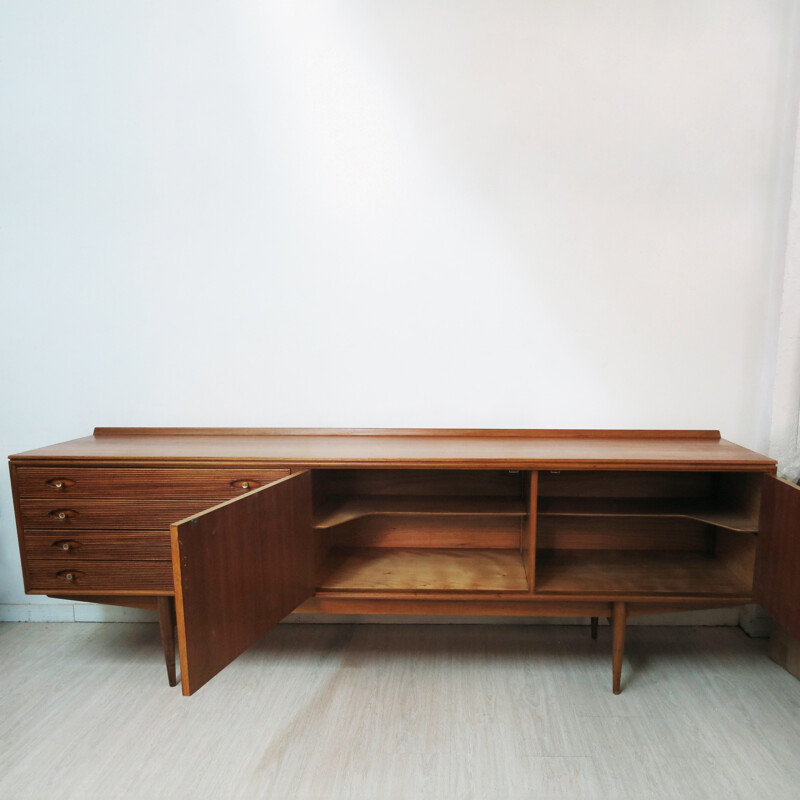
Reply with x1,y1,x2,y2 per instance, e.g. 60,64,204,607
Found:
15,467,290,499
24,531,170,561
20,499,215,530
27,559,173,592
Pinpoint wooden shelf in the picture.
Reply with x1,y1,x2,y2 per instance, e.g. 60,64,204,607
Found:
536,497,758,532
314,496,527,529
318,547,529,592
534,550,751,596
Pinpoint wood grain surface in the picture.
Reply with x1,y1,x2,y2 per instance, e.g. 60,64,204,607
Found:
92,427,725,438
10,428,775,470
172,472,314,695
536,516,712,551
314,468,523,497
522,471,538,590
15,467,289,499
20,499,218,530
27,559,173,591
314,495,527,528
328,514,521,549
318,548,529,592
754,476,800,641
535,550,750,596
538,470,716,497
537,497,758,532
299,596,613,616
23,531,171,560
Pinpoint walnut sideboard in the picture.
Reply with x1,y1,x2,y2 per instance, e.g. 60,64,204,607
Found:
8,428,800,695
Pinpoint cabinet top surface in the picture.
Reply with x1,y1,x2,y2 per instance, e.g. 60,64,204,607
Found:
9,428,775,470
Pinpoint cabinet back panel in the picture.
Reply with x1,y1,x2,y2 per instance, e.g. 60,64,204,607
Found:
715,530,757,590
329,515,521,549
538,471,713,498
714,473,762,527
314,469,524,500
537,517,712,551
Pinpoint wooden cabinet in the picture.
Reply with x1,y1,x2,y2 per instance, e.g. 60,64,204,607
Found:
8,428,800,696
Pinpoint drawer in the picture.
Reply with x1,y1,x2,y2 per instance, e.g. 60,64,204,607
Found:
14,467,290,499
24,531,170,561
20,499,216,530
27,559,173,592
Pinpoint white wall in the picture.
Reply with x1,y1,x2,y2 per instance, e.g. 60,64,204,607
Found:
1,1,799,620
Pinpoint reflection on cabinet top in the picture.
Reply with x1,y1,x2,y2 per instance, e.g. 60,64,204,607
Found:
10,428,776,471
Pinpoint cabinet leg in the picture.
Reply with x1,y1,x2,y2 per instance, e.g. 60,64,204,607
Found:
157,596,178,687
612,601,626,695
590,617,599,640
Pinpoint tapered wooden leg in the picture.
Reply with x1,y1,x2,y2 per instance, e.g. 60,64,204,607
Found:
612,601,626,695
590,617,599,640
157,596,178,687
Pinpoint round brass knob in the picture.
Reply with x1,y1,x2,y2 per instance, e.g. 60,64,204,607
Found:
62,543,70,551
54,480,63,489
64,573,74,581
241,482,249,490
57,512,66,520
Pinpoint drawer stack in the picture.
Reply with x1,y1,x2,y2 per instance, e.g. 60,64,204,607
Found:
15,466,291,593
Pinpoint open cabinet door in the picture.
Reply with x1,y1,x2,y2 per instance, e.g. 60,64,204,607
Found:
753,475,800,641
171,471,313,695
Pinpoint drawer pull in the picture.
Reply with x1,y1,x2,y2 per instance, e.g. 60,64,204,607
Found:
45,478,75,490
53,540,81,553
231,480,259,491
49,509,78,521
57,569,84,583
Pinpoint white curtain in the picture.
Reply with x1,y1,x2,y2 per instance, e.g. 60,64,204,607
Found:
769,101,800,484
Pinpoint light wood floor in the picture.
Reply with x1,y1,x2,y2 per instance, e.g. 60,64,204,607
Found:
1,623,799,800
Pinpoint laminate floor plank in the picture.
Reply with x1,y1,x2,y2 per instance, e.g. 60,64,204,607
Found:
1,622,800,799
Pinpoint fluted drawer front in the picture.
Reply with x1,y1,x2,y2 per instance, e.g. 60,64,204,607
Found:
16,467,290,499
20,499,215,530
27,560,173,591
24,531,170,561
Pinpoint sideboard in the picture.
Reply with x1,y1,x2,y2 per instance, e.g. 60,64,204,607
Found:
8,428,800,696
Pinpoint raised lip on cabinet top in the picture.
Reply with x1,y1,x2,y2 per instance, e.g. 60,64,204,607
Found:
89,428,725,439
8,428,776,472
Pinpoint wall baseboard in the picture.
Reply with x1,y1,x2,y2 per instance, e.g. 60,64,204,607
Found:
0,603,157,623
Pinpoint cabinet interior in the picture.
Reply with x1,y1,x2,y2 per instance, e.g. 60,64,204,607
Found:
311,468,761,597
313,469,529,592
535,470,760,596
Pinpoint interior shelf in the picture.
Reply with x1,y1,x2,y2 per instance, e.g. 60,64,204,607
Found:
536,497,758,532
534,550,751,596
318,547,529,592
314,495,527,529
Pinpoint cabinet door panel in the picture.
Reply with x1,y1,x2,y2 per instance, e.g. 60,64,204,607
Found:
172,471,313,695
754,476,800,640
